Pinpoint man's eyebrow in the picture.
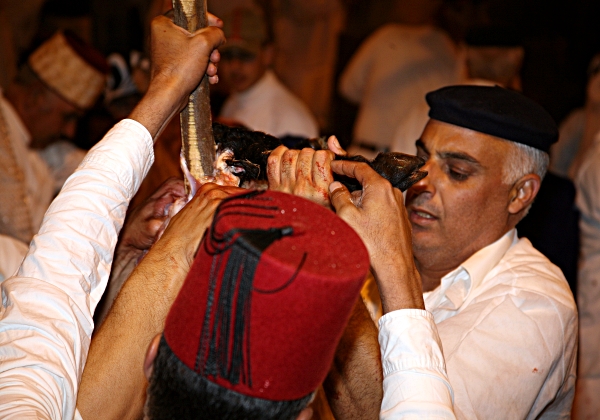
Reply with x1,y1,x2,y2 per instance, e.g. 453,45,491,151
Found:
416,139,481,165
438,150,480,164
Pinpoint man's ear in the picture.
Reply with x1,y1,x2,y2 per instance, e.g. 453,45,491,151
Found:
508,173,541,215
144,334,162,381
296,407,313,420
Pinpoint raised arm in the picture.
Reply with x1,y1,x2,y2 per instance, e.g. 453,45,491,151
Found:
329,160,455,419
0,15,224,420
77,183,243,420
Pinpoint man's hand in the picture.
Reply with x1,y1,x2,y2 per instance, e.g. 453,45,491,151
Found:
267,143,336,208
129,15,225,139
154,182,244,274
120,177,186,253
329,160,424,312
149,15,224,104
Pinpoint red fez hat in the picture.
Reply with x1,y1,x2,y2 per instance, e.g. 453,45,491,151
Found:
164,190,369,401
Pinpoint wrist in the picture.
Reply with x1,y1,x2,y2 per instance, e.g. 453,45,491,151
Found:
371,260,425,312
129,77,186,139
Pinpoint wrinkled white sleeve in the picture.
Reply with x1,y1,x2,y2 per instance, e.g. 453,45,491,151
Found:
379,309,455,420
0,119,154,419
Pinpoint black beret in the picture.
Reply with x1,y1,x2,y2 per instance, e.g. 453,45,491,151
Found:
426,85,558,152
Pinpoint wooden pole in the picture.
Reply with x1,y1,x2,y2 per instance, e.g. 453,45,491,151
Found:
171,0,216,191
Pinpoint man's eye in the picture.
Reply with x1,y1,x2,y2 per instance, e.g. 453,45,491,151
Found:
448,168,468,181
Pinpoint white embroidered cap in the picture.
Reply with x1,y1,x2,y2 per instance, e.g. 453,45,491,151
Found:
28,31,108,110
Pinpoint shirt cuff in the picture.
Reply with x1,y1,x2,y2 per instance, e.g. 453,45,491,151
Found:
378,309,448,376
378,309,455,418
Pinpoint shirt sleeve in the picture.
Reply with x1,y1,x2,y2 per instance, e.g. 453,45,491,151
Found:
0,119,154,419
378,309,456,419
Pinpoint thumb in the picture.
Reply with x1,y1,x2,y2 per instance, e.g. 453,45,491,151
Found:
329,181,355,215
327,136,347,156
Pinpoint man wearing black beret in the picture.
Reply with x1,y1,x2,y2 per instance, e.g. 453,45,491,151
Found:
268,84,577,418
398,85,577,417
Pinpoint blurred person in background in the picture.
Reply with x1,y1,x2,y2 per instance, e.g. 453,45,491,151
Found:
339,0,462,158
0,30,108,245
550,53,600,181
218,6,319,139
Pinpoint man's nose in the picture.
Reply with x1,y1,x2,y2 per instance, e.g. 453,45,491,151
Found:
408,159,434,194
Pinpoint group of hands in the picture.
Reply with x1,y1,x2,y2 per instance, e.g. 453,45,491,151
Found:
119,13,425,314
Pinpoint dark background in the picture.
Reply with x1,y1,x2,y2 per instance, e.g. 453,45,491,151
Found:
37,0,600,142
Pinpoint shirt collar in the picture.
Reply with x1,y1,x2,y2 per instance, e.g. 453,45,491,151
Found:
425,229,517,312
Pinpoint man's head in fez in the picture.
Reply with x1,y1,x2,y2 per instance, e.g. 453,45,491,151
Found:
406,85,558,275
142,190,369,419
219,7,273,93
5,30,108,148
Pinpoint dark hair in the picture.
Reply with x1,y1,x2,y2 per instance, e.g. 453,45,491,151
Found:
146,336,313,420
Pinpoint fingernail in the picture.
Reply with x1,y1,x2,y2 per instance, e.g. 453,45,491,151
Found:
329,181,343,193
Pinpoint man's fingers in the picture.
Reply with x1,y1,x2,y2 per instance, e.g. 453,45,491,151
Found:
329,181,356,215
280,149,299,189
207,12,223,27
331,160,382,188
267,145,288,187
311,150,335,185
209,49,221,65
193,26,226,51
327,136,347,156
296,148,314,184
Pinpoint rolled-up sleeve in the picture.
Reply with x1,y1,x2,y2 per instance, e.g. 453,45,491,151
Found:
0,119,154,419
379,309,455,419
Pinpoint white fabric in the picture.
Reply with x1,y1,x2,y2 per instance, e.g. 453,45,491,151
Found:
0,119,154,419
339,24,462,154
0,92,54,235
0,235,28,282
220,69,319,139
377,229,577,419
379,309,456,419
574,131,600,418
549,107,586,179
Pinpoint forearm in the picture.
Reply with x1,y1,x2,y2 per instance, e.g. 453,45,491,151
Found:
77,239,188,420
129,78,183,142
323,297,383,420
93,245,144,327
371,256,425,314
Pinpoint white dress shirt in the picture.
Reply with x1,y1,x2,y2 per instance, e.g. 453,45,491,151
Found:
220,70,319,139
574,132,600,418
0,119,154,419
377,229,577,419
